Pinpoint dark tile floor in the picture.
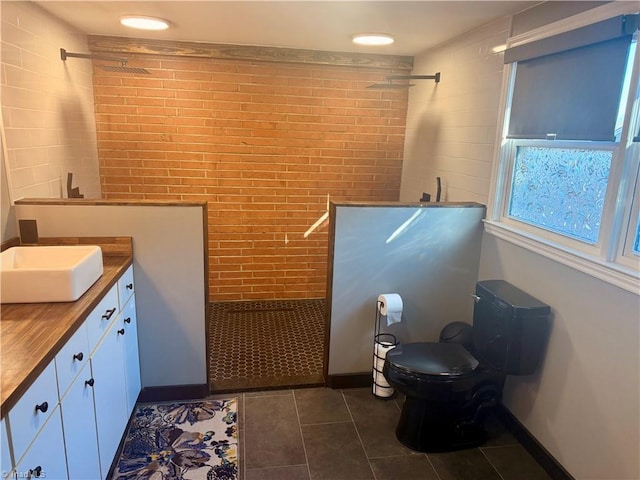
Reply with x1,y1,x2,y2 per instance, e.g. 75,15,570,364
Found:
227,387,552,480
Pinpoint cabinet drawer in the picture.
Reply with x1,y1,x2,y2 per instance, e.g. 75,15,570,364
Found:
86,284,119,353
117,264,135,308
7,360,58,464
13,406,67,480
54,321,89,398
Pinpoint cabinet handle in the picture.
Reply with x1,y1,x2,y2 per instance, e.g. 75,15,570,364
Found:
29,466,42,478
117,328,125,335
102,308,116,320
73,352,84,361
35,401,48,413
124,317,131,324
126,283,133,290
85,378,95,387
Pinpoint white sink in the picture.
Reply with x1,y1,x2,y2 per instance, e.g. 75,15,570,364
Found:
0,245,104,303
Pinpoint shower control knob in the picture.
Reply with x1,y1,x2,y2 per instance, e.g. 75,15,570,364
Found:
470,294,481,303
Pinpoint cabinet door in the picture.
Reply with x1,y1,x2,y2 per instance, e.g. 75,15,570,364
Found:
90,320,128,479
121,295,141,415
1,418,11,480
59,362,101,480
13,407,67,480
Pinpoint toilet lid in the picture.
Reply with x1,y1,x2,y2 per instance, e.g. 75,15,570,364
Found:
386,342,479,376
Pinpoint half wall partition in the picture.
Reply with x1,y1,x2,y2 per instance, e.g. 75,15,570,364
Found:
326,202,485,384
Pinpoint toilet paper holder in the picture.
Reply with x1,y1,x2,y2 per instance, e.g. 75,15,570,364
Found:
372,300,398,399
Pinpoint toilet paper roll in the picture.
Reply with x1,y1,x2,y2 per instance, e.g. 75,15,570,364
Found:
378,293,403,326
372,367,393,394
372,377,394,397
374,358,387,372
374,341,396,357
372,340,396,398
374,343,395,371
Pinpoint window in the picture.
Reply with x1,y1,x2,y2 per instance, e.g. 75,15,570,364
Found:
508,145,613,244
488,9,640,292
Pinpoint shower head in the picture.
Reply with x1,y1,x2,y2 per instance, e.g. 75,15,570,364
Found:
97,64,150,74
367,81,415,90
367,72,440,89
60,48,150,75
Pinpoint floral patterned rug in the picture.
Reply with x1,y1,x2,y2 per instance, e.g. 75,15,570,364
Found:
112,399,238,480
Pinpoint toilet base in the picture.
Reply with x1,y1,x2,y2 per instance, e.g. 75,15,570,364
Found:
395,396,487,452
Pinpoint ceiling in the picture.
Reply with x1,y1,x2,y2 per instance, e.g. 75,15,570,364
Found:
34,1,538,57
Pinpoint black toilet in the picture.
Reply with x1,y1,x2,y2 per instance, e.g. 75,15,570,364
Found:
382,280,550,452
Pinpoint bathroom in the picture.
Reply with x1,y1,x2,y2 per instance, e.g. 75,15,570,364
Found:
1,1,639,479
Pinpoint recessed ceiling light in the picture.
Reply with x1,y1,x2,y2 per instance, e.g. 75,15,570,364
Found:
352,33,395,46
120,15,170,31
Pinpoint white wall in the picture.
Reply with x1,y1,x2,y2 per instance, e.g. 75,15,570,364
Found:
400,17,509,204
1,1,101,201
14,203,207,389
481,234,639,480
400,6,640,480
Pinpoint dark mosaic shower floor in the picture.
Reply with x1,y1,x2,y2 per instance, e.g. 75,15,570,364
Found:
208,299,326,391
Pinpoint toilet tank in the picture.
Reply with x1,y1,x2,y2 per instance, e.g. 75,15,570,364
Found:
472,280,551,375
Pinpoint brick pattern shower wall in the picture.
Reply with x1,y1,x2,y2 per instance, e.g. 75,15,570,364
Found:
94,55,408,300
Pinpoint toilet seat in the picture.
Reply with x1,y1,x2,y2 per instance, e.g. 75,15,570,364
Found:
386,342,479,377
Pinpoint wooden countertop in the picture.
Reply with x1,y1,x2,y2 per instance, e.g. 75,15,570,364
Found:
0,237,133,417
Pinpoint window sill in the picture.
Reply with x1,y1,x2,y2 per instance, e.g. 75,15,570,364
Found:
483,220,640,295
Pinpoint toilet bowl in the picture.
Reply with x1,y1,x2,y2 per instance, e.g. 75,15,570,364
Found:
382,280,550,452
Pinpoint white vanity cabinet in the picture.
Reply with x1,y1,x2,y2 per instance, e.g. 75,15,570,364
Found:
1,261,141,480
117,265,135,307
59,362,101,480
120,294,141,414
91,317,130,477
86,285,119,353
55,322,90,398
6,358,67,479
12,406,67,480
90,264,139,477
56,321,99,480
1,418,11,480
7,361,59,466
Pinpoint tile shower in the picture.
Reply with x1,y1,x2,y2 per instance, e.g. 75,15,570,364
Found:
209,299,326,391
